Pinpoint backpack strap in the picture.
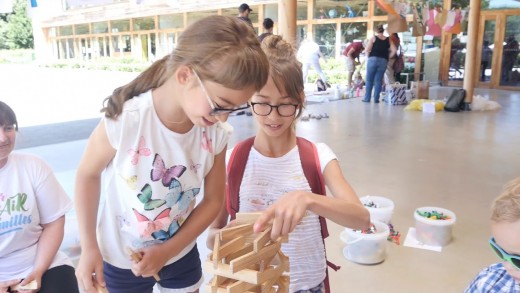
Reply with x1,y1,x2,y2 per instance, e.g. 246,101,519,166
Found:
226,137,255,220
296,137,340,293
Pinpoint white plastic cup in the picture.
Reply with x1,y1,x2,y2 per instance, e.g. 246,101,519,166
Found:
360,195,395,224
340,220,390,264
414,206,456,246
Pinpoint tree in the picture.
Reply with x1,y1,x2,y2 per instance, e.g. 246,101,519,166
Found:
0,0,34,49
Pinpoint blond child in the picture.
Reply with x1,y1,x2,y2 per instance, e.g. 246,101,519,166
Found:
465,177,520,292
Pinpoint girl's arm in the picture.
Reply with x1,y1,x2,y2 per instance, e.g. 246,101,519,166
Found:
255,159,370,240
18,216,66,291
131,146,228,278
75,121,116,293
207,202,230,250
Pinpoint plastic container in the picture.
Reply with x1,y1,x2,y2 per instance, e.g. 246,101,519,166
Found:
340,220,390,264
360,195,395,224
414,206,456,246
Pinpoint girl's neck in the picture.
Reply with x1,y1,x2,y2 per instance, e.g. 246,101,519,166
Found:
253,129,297,158
152,79,193,133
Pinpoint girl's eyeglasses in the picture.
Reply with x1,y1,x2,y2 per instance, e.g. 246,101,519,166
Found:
193,70,250,116
250,102,298,117
489,237,520,270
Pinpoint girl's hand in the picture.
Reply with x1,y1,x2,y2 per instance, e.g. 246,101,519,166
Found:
130,244,168,279
0,279,21,293
16,272,42,293
254,191,310,240
75,247,105,293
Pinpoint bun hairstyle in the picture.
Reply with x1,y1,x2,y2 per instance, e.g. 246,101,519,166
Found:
261,35,305,118
377,24,385,33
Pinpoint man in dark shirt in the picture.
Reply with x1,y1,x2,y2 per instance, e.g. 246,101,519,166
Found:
258,18,273,42
237,3,253,28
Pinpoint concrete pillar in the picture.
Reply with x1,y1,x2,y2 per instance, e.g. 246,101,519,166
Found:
463,0,480,106
278,0,297,46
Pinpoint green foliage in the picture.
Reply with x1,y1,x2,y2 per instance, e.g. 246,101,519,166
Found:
0,49,34,63
40,57,150,72
0,0,33,49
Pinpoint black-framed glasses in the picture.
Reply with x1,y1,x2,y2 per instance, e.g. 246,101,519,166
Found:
193,70,250,116
489,237,520,270
250,102,298,117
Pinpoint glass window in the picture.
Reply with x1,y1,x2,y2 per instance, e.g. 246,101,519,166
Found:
221,7,237,17
264,4,278,22
48,27,57,37
314,24,336,57
59,26,73,36
483,0,520,10
341,22,367,44
133,17,155,31
92,22,108,34
500,15,520,86
75,24,90,35
111,20,130,33
314,0,369,19
159,14,183,29
187,10,218,26
297,0,308,20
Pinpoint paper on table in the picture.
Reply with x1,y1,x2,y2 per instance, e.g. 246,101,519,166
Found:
403,227,442,252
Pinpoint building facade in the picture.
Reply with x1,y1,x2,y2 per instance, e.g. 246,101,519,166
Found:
31,0,520,90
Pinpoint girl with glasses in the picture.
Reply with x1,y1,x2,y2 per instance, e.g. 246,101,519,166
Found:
74,15,269,293
0,101,79,293
207,35,370,293
466,176,520,292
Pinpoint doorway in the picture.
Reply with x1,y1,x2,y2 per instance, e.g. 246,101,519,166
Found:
475,12,520,89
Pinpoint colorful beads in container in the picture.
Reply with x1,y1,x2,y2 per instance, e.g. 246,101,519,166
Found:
353,223,377,234
363,201,378,208
416,210,452,220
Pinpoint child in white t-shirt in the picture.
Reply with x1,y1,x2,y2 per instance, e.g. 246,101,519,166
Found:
0,101,78,293
74,15,270,293
208,35,370,293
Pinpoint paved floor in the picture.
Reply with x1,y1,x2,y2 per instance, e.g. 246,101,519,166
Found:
4,64,520,292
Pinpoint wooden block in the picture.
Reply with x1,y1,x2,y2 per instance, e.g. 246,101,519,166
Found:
230,241,281,273
253,227,272,252
225,243,253,262
212,233,221,269
235,212,263,225
10,280,37,291
219,223,253,242
204,261,260,284
256,264,285,285
125,247,161,281
276,275,290,293
226,279,258,293
216,236,246,263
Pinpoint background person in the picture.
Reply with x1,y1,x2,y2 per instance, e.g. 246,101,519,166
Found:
0,101,78,293
237,3,253,28
362,24,396,103
258,17,274,43
297,37,329,86
343,40,365,88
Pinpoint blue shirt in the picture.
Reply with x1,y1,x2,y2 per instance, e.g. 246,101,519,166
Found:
465,263,520,292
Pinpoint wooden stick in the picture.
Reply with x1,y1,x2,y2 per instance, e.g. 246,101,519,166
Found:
10,280,37,291
125,247,161,281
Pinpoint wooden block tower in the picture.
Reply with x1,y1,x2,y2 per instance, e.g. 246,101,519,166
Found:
205,213,290,293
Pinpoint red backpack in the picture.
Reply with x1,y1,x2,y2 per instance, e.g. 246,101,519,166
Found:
226,136,340,293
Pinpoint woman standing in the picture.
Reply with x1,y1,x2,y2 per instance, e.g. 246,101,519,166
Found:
362,25,396,103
